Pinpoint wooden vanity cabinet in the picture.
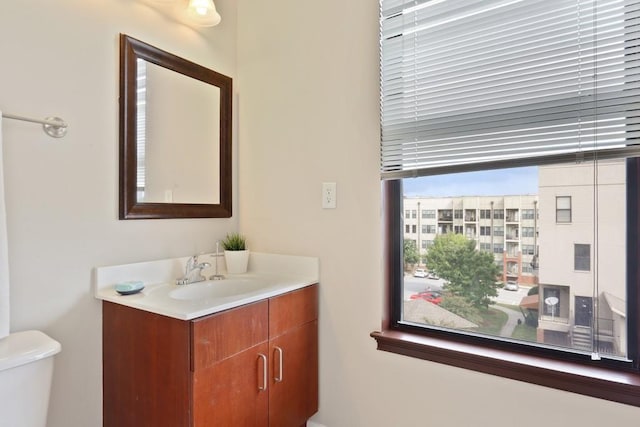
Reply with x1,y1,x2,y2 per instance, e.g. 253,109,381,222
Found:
103,284,318,427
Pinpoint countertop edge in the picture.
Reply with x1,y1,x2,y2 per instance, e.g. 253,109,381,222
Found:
97,279,318,320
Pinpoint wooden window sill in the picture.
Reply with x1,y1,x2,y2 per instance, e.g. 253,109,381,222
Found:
371,329,640,407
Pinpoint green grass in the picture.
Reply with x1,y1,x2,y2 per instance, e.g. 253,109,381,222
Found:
476,308,508,335
511,323,538,342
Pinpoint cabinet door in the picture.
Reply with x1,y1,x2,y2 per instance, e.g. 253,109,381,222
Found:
103,302,191,427
268,320,319,427
193,342,269,427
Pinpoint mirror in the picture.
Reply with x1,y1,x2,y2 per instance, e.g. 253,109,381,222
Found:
119,34,232,219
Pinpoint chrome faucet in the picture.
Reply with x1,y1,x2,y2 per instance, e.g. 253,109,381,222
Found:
176,254,211,285
209,241,225,281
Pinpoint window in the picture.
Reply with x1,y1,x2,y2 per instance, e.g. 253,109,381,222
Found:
405,210,411,220
556,196,572,223
454,209,463,219
480,226,491,236
480,209,492,219
453,225,463,234
375,0,640,407
522,244,535,255
426,224,436,234
480,242,492,252
493,226,504,236
423,209,436,219
411,210,417,219
575,244,591,271
421,240,427,250
411,225,416,234
522,227,536,238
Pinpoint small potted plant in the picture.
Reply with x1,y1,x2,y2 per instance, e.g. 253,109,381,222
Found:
221,232,249,274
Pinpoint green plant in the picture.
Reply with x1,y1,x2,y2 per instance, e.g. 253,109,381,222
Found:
221,233,246,251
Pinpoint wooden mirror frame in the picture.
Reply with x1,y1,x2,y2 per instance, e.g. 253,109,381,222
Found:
119,34,232,219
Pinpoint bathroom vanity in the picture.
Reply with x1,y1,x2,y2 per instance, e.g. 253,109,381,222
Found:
96,253,319,427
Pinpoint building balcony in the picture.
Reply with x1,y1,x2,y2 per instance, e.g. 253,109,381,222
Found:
539,316,571,333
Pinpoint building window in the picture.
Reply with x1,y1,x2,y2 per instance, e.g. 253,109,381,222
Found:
377,0,640,408
522,227,536,238
493,226,504,236
405,210,411,219
404,224,410,234
574,244,591,271
411,210,417,219
493,209,504,219
480,226,491,236
411,224,417,234
522,244,535,255
423,209,436,219
480,242,492,252
493,243,503,254
480,209,492,219
522,209,536,220
454,209,463,219
426,224,436,234
556,196,572,223
421,240,427,249
453,225,463,234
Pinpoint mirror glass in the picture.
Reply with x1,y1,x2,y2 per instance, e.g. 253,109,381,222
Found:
119,34,232,219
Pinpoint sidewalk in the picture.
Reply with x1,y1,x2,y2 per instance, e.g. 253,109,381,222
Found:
492,304,524,338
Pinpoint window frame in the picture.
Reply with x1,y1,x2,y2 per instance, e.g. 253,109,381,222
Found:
556,196,572,223
371,160,640,407
574,243,591,272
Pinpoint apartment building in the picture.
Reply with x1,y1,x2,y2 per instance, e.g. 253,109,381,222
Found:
537,160,626,356
403,195,539,286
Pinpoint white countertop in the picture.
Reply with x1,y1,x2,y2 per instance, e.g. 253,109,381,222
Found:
94,253,319,320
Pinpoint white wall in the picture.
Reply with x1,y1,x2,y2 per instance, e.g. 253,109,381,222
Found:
236,0,640,426
0,1,237,426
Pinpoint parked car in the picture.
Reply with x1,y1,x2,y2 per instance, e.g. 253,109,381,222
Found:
504,281,519,291
427,272,439,279
413,268,428,278
410,291,442,305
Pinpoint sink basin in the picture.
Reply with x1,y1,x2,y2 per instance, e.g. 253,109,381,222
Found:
169,279,267,301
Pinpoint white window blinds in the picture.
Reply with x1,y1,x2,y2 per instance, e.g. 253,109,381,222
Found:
136,58,147,195
380,0,640,179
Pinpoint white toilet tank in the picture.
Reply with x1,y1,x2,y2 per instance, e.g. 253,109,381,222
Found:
0,330,61,427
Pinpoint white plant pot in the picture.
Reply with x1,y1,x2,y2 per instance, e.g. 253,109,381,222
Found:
224,250,250,274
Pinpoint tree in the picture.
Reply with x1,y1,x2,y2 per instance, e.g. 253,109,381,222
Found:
403,239,419,267
425,233,501,309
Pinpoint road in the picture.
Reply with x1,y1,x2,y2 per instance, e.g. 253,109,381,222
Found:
404,274,531,306
403,275,446,300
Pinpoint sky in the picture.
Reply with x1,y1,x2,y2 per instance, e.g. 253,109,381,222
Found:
403,166,539,197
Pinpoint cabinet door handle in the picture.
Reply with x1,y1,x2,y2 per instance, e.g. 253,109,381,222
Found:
274,346,283,382
258,353,267,391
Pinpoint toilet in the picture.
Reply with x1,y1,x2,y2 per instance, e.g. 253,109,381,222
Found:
0,330,61,427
